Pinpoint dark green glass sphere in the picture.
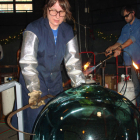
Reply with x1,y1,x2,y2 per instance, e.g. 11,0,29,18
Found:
33,84,140,140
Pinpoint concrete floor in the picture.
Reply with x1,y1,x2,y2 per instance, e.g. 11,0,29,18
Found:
0,119,30,140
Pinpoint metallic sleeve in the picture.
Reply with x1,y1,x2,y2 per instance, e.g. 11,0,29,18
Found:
64,35,85,88
19,31,40,92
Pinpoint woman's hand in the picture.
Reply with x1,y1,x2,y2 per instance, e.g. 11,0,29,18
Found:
28,90,45,109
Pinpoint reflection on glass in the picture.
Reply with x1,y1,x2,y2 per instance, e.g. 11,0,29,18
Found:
0,4,13,13
16,4,32,12
33,84,140,140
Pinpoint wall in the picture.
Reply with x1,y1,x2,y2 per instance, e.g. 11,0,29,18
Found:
0,0,44,65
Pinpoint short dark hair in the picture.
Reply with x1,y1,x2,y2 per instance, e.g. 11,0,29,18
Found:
43,0,72,20
121,5,136,16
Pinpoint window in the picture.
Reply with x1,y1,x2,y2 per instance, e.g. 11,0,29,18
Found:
0,0,33,13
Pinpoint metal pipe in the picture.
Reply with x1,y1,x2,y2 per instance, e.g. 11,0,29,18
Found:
116,57,118,92
102,66,105,86
77,4,81,53
0,81,24,140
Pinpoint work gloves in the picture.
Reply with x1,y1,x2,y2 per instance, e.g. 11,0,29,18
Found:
28,90,45,109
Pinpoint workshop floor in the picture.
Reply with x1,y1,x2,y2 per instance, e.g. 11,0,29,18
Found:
0,118,30,140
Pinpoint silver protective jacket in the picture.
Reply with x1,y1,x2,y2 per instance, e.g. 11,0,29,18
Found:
19,31,40,92
64,36,85,87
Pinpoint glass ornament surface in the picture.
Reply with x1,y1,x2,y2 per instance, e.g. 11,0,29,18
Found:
32,84,140,140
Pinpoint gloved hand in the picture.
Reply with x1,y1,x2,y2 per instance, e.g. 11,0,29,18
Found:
71,78,86,88
28,90,45,109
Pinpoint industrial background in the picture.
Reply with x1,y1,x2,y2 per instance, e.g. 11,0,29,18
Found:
0,0,139,92
0,0,140,73
0,0,140,139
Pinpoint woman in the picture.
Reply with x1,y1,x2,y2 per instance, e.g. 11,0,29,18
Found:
12,0,85,133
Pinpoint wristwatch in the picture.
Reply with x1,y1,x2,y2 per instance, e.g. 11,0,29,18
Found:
119,45,122,49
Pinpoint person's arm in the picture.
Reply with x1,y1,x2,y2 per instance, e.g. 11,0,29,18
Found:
64,35,85,88
113,39,133,57
19,31,40,92
120,38,133,49
106,24,133,56
105,42,121,56
106,38,133,57
19,31,45,109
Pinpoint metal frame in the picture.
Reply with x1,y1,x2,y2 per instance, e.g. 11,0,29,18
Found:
0,81,24,140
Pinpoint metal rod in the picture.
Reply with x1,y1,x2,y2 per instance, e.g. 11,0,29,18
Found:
102,66,105,86
0,81,24,140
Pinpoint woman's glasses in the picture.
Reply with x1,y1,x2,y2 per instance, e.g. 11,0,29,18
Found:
49,9,66,17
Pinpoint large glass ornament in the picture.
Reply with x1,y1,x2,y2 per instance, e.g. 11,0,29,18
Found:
32,84,140,140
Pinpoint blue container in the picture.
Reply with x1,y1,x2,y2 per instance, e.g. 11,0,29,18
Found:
32,84,140,140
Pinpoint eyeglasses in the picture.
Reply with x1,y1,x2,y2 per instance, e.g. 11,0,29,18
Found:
123,12,133,18
49,9,66,17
